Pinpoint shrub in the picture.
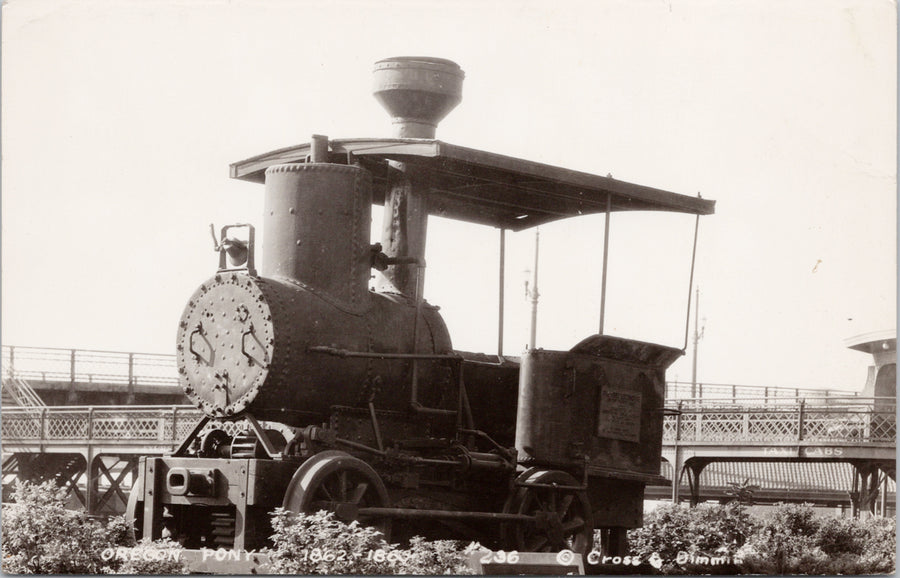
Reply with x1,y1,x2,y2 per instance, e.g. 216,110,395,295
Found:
812,515,895,574
2,480,116,574
268,509,390,574
737,503,896,575
815,516,868,555
627,502,693,563
627,502,754,574
768,502,820,537
855,516,897,573
389,536,478,575
1,480,187,575
267,508,476,574
724,478,761,505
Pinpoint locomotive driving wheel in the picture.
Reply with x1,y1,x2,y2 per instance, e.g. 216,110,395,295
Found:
283,450,392,540
125,478,184,545
125,478,144,541
502,468,594,554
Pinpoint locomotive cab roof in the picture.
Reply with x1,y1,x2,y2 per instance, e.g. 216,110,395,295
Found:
230,137,715,231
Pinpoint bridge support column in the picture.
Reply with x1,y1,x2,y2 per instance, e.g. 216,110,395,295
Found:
85,447,95,514
670,449,684,504
684,460,708,507
851,462,885,518
672,456,708,507
66,349,79,404
89,454,140,515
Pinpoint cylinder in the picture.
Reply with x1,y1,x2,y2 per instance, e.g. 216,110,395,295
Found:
176,273,454,424
263,163,372,307
515,349,580,466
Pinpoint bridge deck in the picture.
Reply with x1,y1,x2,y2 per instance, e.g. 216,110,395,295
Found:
2,346,895,515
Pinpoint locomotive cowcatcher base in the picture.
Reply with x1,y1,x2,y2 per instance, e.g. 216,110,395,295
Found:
127,57,714,570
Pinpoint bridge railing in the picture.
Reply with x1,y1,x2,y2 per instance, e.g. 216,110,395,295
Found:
2,399,895,447
664,398,896,444
3,346,866,404
2,346,179,388
665,381,859,405
1,406,197,443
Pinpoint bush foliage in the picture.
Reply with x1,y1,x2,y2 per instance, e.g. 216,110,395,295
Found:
1,480,188,574
629,501,896,575
2,480,894,575
268,508,476,574
627,502,754,574
736,503,896,575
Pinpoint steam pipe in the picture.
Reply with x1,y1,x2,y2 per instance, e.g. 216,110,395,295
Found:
309,134,328,163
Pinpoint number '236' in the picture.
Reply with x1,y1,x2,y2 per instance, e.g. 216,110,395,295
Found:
480,550,520,564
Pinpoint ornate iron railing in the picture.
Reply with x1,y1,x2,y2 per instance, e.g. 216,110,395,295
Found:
2,400,895,447
663,398,896,444
1,406,246,445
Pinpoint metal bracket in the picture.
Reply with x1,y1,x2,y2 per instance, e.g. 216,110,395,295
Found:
243,413,283,460
212,223,257,276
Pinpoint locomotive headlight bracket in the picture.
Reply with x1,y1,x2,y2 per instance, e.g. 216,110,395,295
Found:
211,223,257,276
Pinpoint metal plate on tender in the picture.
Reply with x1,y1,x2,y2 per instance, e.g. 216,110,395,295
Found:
597,389,642,443
571,334,683,369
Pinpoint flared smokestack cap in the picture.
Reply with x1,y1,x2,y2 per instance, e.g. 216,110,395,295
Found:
372,56,464,138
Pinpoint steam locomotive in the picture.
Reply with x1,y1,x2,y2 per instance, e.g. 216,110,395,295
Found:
126,57,714,568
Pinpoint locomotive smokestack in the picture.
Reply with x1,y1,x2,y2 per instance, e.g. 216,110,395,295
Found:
372,57,464,138
372,57,463,297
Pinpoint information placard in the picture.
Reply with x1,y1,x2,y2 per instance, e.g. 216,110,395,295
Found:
597,389,642,442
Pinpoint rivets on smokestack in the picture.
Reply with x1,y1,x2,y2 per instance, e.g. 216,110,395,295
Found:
372,57,464,139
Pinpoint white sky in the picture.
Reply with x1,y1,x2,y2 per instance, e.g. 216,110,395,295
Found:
2,0,896,392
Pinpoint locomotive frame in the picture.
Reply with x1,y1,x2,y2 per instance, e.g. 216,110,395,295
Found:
126,57,714,570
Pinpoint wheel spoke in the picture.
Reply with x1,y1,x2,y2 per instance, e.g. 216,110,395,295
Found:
338,471,349,501
504,471,594,555
526,535,550,552
289,455,391,542
561,516,585,534
318,481,336,501
559,493,574,516
548,490,558,513
350,482,369,504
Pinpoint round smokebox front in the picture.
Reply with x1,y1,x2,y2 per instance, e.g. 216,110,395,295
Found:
176,274,275,418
